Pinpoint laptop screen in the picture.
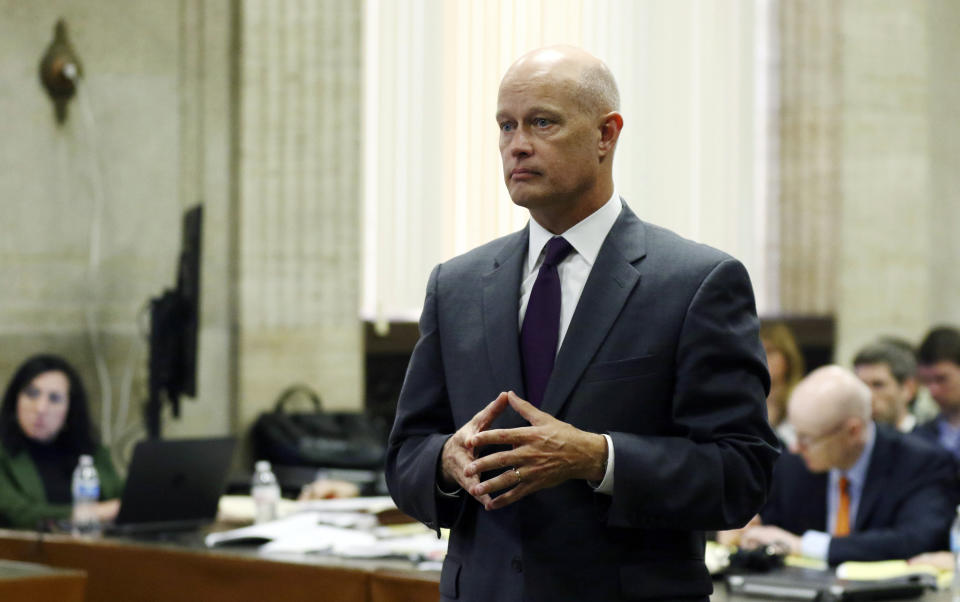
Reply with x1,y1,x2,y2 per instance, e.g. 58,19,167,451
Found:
113,437,236,532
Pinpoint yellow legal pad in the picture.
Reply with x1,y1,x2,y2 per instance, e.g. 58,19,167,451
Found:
835,559,950,590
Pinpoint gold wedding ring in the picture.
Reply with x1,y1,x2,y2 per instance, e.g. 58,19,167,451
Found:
514,467,522,483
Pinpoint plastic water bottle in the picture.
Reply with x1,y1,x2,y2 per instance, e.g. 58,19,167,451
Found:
251,460,281,524
951,504,960,602
71,454,101,536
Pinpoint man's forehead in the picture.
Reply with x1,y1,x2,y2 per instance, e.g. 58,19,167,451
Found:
920,360,960,372
499,70,574,96
507,45,595,79
497,72,579,109
855,362,894,379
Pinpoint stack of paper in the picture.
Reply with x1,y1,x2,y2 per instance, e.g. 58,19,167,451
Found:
205,498,446,564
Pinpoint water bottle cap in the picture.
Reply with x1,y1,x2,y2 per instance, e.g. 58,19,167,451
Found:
255,460,271,472
79,455,93,465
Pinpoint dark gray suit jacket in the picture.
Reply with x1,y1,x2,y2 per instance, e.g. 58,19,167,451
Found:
386,202,779,601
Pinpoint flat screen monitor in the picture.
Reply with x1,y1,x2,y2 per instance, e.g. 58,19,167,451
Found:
146,205,202,438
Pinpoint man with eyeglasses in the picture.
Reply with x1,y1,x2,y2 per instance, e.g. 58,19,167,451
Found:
739,365,957,564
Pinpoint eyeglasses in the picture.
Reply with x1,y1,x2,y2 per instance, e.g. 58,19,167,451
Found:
794,420,847,449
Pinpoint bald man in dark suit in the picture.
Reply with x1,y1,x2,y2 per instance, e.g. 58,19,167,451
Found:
741,366,957,564
385,45,779,602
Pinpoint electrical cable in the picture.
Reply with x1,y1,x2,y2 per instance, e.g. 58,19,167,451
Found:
115,300,150,436
76,90,114,445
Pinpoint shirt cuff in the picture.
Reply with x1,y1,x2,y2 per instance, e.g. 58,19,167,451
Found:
800,530,831,561
588,434,615,495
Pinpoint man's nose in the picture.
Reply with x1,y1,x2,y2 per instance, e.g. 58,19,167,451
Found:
509,128,533,157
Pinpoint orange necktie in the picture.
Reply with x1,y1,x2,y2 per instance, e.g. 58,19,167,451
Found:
834,476,850,537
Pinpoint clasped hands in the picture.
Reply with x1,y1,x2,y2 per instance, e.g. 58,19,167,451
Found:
440,391,607,511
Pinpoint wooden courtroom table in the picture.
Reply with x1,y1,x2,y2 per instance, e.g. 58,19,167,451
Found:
0,529,950,601
0,558,86,602
0,529,434,602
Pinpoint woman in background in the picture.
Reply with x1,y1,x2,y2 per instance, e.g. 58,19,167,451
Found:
716,323,806,547
0,354,122,529
760,322,805,446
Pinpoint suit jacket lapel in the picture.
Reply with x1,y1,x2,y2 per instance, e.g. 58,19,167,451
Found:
805,471,829,532
855,428,891,531
482,229,528,408
540,204,646,418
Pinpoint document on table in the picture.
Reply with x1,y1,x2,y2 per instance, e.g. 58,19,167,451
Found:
204,509,447,562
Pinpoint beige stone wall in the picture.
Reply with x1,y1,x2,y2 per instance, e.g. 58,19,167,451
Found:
0,1,234,458
2,2,954,464
0,0,365,468
236,0,364,441
777,0,842,316
835,0,934,363
928,0,960,328
777,0,959,364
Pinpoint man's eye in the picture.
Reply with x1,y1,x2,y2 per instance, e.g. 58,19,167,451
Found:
500,122,514,132
534,118,550,128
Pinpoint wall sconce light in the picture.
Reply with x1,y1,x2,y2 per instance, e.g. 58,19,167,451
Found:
39,19,83,124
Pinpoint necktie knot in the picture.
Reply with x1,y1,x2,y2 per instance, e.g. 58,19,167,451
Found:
541,237,573,268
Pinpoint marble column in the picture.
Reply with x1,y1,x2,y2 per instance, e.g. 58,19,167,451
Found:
237,0,364,439
776,0,959,364
777,0,842,316
834,0,935,363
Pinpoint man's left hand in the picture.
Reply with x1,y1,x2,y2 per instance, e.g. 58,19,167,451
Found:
739,525,802,556
464,391,607,510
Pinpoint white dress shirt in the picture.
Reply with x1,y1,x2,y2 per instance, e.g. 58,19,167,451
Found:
800,421,876,560
520,191,622,495
438,192,623,499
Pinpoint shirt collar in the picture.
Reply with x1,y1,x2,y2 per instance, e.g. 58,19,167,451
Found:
526,191,622,274
898,414,917,433
832,420,876,487
937,416,960,439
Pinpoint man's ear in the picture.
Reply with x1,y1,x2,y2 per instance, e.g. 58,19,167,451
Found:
902,376,919,402
598,112,623,157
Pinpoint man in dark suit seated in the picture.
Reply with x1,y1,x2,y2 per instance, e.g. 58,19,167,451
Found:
740,365,957,565
852,340,919,433
913,326,960,458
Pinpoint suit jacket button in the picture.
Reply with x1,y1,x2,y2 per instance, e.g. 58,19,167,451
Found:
511,556,523,573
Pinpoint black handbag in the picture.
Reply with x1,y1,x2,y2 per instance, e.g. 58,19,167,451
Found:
251,385,388,470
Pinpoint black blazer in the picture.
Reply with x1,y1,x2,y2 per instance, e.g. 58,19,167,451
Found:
760,425,958,565
912,417,940,445
386,202,780,601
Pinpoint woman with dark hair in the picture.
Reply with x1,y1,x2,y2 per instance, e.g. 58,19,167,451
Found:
0,354,122,529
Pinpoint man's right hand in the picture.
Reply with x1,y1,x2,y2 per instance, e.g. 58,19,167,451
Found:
440,392,510,507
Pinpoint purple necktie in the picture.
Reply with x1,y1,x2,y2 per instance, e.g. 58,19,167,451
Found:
520,236,574,407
